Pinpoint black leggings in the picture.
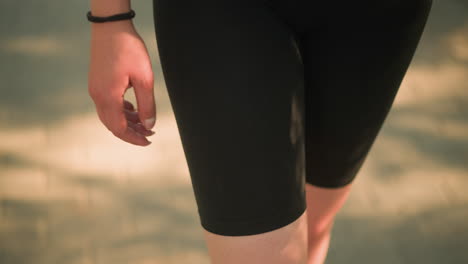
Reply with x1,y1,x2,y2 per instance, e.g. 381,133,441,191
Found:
152,0,433,236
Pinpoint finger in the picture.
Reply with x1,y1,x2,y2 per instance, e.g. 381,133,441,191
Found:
120,125,152,146
124,109,141,124
130,74,156,130
102,94,151,146
123,99,135,111
128,121,155,137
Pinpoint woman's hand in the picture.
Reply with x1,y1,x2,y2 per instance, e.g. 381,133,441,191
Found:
87,20,156,146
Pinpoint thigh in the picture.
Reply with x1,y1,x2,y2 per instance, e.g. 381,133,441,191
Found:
152,0,307,236
300,0,433,188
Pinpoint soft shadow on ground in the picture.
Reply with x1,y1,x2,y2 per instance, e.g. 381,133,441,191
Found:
0,151,207,264
0,0,467,263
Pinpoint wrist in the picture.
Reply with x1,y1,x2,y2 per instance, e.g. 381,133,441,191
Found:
90,18,134,30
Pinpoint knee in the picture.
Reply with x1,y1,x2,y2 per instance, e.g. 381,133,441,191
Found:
307,218,334,239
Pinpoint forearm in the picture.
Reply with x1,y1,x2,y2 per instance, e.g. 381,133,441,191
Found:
90,0,131,16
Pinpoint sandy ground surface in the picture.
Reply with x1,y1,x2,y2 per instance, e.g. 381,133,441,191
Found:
0,0,467,263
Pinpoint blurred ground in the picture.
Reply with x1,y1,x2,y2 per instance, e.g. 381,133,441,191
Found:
0,0,467,263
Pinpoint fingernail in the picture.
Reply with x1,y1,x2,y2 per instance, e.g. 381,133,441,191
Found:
144,117,155,130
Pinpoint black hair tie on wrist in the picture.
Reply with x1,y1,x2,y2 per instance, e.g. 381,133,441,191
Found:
87,9,135,23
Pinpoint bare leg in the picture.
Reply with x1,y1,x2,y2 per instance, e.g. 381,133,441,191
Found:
305,182,354,264
203,210,308,264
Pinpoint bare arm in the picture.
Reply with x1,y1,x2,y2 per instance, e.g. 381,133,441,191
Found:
88,0,156,146
90,0,131,16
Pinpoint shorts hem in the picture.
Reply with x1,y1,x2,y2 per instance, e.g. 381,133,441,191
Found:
305,177,356,189
199,201,307,237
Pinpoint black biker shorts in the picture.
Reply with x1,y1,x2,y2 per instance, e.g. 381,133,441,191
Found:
152,0,432,236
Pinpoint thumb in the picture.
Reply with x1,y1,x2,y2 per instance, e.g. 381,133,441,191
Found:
131,74,156,130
